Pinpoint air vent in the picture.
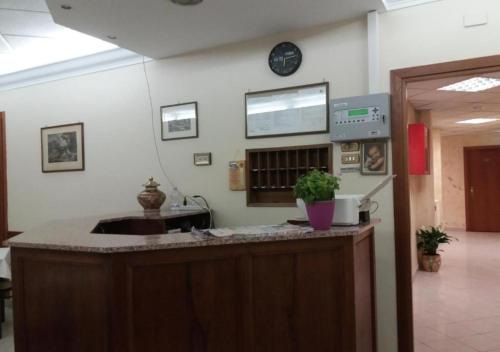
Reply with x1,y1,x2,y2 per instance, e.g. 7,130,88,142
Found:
383,0,441,11
0,34,12,53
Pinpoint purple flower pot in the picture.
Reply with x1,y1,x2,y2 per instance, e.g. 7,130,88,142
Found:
305,200,335,230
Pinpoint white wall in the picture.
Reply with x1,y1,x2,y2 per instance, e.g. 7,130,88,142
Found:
3,0,500,350
0,18,400,351
380,0,500,90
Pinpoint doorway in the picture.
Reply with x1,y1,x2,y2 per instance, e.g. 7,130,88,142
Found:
0,112,7,243
465,146,500,232
391,55,500,352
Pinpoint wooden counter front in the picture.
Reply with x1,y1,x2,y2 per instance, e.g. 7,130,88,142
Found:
11,225,376,352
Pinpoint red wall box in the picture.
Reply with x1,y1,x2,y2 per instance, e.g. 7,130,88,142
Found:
408,123,430,175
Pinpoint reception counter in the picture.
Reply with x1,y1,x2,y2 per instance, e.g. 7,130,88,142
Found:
7,210,378,352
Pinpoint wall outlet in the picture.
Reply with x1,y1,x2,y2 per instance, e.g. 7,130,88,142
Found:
342,154,360,165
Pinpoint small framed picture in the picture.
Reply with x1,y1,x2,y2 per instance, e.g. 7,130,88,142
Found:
161,102,198,141
341,141,360,153
41,123,84,173
194,153,211,166
361,141,388,175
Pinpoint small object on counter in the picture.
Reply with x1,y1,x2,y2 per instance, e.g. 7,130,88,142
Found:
209,228,235,237
137,177,166,213
286,219,310,226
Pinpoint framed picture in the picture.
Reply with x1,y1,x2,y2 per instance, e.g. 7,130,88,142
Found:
161,102,198,141
361,141,388,175
194,153,211,166
41,123,84,173
245,82,329,139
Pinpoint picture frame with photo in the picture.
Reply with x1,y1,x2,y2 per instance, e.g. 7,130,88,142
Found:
161,102,198,141
194,153,212,166
41,122,85,173
361,140,388,175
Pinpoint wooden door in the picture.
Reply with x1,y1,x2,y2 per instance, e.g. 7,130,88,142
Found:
465,146,500,232
0,112,7,242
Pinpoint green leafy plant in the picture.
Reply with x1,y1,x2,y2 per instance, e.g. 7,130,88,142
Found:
417,226,456,255
293,169,340,204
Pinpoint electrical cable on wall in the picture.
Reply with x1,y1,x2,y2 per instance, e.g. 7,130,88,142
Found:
142,56,177,191
142,56,214,228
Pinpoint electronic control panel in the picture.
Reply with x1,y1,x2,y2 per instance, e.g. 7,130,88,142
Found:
331,93,391,142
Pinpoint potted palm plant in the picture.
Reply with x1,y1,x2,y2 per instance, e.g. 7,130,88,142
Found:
416,226,455,272
293,169,340,230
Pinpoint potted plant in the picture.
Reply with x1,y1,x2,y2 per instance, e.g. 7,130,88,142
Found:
293,169,340,230
416,226,455,272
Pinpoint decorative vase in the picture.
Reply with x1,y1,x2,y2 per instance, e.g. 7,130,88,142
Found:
305,200,335,231
137,177,166,213
421,254,441,272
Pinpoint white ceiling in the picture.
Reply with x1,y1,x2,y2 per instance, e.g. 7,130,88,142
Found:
46,0,385,59
0,0,116,75
407,72,500,136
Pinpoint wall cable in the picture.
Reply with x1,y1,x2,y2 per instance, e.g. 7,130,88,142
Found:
141,56,214,228
142,56,178,191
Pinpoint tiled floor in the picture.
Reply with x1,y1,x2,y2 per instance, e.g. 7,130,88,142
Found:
414,230,500,352
0,300,14,352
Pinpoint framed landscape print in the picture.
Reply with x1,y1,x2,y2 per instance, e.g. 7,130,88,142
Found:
41,122,84,173
361,140,388,175
161,102,198,141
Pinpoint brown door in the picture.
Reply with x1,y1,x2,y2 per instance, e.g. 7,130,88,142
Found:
465,146,500,232
0,112,7,242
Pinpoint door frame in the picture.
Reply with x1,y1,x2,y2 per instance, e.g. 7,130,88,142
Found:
464,145,500,231
391,55,500,352
0,112,7,243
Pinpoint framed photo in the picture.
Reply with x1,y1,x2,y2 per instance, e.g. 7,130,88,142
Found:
194,153,211,166
41,123,84,173
361,141,388,175
161,102,198,141
245,82,329,139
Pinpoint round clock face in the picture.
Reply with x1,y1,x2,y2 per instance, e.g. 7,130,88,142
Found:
268,42,302,76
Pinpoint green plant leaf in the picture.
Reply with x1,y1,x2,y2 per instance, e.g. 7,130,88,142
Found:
293,169,340,204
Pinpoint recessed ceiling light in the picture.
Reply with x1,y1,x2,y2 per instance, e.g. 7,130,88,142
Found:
456,118,499,125
170,0,203,5
60,4,72,10
438,77,500,92
107,35,117,40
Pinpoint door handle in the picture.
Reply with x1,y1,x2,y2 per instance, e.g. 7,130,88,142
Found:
470,186,474,196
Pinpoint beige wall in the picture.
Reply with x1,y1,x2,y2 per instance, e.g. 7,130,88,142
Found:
432,128,443,227
408,109,438,275
441,133,500,229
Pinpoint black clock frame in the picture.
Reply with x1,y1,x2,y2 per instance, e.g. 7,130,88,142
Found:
268,42,302,77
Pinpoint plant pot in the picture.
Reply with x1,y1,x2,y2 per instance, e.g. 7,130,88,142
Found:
305,200,335,231
421,254,441,272
417,247,424,270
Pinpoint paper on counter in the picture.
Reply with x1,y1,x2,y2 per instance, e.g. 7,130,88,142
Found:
209,224,312,238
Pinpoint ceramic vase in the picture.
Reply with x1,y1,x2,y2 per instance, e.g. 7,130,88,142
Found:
137,177,166,213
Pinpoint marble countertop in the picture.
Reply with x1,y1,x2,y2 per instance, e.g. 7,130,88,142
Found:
5,209,379,253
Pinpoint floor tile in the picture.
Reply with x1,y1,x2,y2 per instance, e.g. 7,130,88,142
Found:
414,230,500,352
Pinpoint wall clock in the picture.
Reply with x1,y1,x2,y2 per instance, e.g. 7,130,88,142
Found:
268,42,302,76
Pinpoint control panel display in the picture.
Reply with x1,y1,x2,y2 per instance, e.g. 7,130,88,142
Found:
331,93,390,142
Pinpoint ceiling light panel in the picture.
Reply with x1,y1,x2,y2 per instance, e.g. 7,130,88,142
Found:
456,118,499,125
383,0,440,11
439,77,500,92
0,0,49,12
0,34,12,52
